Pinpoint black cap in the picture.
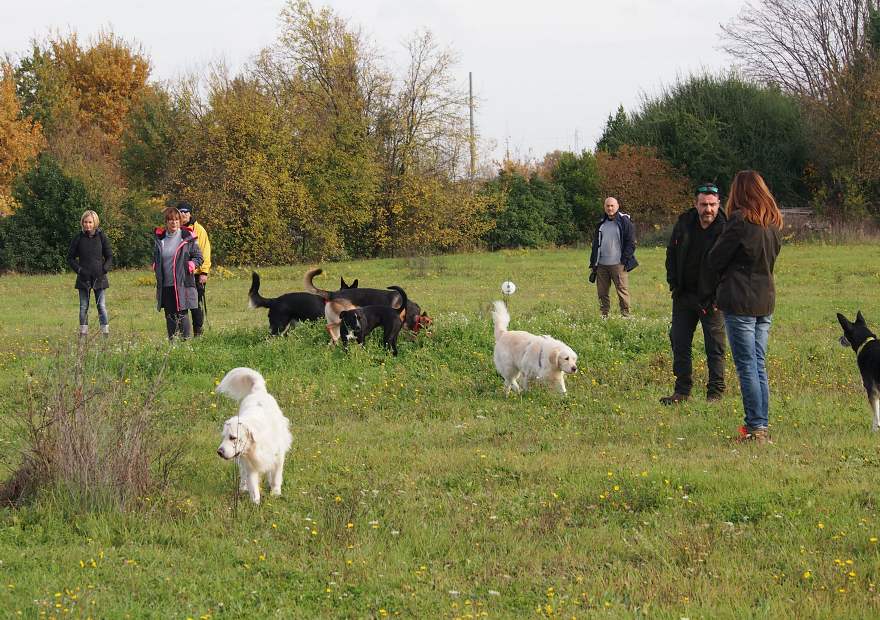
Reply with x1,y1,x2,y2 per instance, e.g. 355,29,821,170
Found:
177,201,192,214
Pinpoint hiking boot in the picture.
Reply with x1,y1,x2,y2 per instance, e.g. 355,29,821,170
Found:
736,425,771,444
706,390,723,402
659,392,689,405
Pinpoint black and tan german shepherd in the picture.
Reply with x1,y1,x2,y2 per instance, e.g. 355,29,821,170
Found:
837,310,880,431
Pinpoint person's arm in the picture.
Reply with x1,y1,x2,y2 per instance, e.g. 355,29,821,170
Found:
622,216,637,271
189,238,203,269
707,215,743,276
665,219,680,291
100,230,113,272
199,227,211,274
67,235,81,273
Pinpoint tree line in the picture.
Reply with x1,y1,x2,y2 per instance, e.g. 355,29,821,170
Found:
1,0,878,272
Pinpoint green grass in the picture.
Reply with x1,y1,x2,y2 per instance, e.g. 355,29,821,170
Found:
0,245,879,618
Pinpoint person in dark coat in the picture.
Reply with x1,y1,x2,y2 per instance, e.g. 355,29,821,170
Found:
588,197,638,317
153,207,203,340
660,183,727,405
68,210,113,337
708,170,783,444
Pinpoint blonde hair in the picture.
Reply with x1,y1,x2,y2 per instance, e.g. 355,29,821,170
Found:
725,170,783,229
80,210,100,229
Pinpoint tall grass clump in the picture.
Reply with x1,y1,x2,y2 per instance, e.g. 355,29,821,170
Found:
0,338,185,510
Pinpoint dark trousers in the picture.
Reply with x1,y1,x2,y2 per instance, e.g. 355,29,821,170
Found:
190,280,206,335
670,295,726,396
161,287,192,340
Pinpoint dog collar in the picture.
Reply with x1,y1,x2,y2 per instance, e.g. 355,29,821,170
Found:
857,336,877,356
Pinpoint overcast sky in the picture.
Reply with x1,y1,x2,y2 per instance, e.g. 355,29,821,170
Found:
3,0,746,164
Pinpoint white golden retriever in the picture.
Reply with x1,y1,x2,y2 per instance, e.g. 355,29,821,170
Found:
492,301,578,395
215,367,292,504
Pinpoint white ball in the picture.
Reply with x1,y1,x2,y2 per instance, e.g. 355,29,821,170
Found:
501,281,516,295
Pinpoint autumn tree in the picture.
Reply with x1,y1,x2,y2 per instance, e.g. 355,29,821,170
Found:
596,145,692,227
0,63,44,215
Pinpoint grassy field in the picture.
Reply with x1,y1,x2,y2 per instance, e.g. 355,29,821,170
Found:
0,244,879,618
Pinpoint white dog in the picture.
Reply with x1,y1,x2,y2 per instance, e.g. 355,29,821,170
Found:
492,301,578,395
215,367,292,504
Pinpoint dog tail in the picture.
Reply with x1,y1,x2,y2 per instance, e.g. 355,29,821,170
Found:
388,285,408,317
304,267,330,299
492,300,510,339
248,272,273,309
215,367,267,401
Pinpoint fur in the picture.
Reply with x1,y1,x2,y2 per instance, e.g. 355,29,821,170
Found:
304,268,430,343
215,367,293,504
339,286,408,355
248,272,326,335
837,311,880,431
492,300,578,395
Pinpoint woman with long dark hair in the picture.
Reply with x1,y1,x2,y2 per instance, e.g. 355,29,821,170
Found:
708,171,783,444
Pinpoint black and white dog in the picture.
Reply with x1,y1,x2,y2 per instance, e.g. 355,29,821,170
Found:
837,311,880,431
339,286,408,355
249,272,329,335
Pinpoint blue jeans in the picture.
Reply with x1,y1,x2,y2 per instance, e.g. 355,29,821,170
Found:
724,313,772,429
78,288,108,326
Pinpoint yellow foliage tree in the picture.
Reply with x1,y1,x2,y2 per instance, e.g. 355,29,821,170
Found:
0,63,44,215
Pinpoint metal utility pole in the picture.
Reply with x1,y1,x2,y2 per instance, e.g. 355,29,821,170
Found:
469,72,476,179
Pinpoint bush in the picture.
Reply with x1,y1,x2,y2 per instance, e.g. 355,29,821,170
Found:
596,145,692,227
483,170,575,249
0,154,99,272
0,340,185,510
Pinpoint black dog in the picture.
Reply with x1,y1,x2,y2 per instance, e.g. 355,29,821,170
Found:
837,310,880,431
249,272,327,335
339,286,408,355
305,268,431,344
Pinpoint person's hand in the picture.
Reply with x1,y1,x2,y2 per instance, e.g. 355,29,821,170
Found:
198,274,208,285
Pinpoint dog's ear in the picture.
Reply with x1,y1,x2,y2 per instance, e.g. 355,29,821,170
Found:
837,313,852,331
856,310,866,325
340,277,347,289
548,348,560,368
351,279,358,288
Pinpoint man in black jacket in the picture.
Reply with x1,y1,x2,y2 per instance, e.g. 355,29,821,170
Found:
660,183,726,404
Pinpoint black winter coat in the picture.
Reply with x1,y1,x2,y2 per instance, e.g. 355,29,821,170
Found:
68,230,113,290
665,207,726,309
588,212,638,272
707,210,781,317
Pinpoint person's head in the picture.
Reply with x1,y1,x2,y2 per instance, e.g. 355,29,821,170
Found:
80,210,99,235
694,182,721,229
725,170,783,229
603,197,620,218
163,207,182,233
177,201,192,225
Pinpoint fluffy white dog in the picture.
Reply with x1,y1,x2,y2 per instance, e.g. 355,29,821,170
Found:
492,301,578,395
215,367,292,504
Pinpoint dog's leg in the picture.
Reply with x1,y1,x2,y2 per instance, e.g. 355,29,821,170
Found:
246,469,262,504
871,395,880,432
270,456,285,496
553,372,567,395
237,459,248,492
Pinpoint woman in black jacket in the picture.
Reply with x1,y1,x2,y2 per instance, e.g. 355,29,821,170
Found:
708,171,782,444
68,210,113,337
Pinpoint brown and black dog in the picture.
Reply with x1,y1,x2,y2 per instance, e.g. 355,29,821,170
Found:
304,268,431,344
340,286,408,356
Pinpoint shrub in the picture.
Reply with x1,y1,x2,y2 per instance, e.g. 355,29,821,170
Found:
0,340,185,510
596,145,692,227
